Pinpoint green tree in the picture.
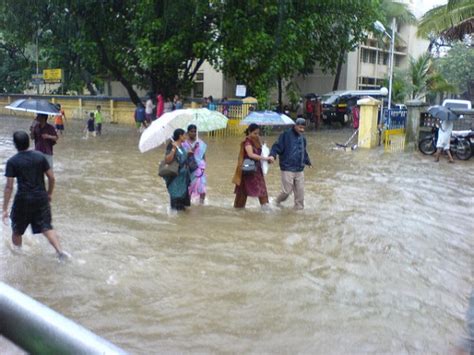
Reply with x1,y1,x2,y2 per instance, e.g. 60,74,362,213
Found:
389,68,411,103
214,0,380,106
418,0,474,41
437,42,474,95
0,0,216,104
0,40,32,93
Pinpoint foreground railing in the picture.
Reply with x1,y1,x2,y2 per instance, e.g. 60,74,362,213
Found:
0,282,126,354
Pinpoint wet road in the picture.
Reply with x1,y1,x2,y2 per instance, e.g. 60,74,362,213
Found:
0,115,473,353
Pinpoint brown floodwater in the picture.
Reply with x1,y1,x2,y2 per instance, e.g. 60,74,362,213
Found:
0,115,473,354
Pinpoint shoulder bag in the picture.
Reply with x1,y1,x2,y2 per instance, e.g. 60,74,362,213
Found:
242,158,257,174
158,159,179,178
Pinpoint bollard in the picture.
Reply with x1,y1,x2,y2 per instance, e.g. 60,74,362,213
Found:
0,282,127,354
357,97,380,148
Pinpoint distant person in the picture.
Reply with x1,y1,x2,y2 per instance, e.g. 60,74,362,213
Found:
305,98,315,127
434,118,455,163
164,97,173,113
221,97,229,117
173,94,183,110
314,97,322,129
134,103,147,131
270,118,312,210
84,112,95,139
145,96,155,124
232,123,273,209
207,96,217,111
283,105,291,117
163,129,191,211
54,104,66,135
94,105,104,136
156,93,164,119
30,113,58,169
182,125,207,204
2,131,69,259
296,98,304,118
352,105,360,130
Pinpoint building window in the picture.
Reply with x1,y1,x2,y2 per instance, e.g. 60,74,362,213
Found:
193,72,204,98
362,49,377,64
358,76,380,90
395,55,401,67
193,82,204,98
378,52,389,65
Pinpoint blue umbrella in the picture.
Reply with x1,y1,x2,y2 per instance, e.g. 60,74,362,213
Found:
240,110,295,126
5,98,59,116
427,105,459,121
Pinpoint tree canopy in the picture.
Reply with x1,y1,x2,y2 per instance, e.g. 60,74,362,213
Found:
0,0,383,103
418,0,474,42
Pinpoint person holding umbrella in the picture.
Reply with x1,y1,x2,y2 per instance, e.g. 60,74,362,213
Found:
429,105,457,163
30,113,58,169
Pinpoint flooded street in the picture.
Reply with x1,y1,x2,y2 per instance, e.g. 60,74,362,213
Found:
0,115,472,353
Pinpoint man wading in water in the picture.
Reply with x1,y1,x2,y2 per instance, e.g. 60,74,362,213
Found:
2,131,69,259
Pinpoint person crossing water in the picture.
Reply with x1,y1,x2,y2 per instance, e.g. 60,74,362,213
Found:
2,131,69,259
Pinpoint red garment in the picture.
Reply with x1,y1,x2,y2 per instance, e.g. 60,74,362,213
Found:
234,137,268,197
156,94,164,118
352,106,360,129
305,100,314,113
32,123,57,155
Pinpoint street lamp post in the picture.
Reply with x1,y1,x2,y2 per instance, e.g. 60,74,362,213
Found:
374,19,396,126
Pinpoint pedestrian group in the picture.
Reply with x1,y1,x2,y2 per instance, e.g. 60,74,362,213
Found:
2,99,312,258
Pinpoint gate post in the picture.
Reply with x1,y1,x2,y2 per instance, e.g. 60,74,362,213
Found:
406,100,428,148
357,97,380,149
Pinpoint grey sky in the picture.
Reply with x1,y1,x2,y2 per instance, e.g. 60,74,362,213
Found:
410,0,448,18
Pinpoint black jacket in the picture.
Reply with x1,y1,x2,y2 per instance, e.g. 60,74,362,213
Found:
270,128,311,172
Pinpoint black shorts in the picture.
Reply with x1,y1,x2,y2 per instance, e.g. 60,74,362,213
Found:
10,195,52,235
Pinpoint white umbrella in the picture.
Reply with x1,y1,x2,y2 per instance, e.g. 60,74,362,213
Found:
138,108,228,153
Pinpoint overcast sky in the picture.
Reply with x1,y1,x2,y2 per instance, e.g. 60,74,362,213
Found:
410,0,448,18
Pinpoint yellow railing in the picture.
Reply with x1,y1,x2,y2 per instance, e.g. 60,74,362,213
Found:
0,95,256,137
384,128,406,152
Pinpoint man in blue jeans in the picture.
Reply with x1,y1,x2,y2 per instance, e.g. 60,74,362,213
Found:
270,118,312,210
2,131,68,259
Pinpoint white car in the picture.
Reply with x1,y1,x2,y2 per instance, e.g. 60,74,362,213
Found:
442,99,472,110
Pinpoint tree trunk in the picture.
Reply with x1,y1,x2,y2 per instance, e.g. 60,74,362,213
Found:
332,50,345,91
277,76,283,112
80,69,97,95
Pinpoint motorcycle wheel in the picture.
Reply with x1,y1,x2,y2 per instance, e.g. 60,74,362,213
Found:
419,137,436,155
455,139,472,160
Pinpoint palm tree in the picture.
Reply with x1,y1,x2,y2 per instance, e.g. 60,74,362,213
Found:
408,52,455,101
418,0,474,41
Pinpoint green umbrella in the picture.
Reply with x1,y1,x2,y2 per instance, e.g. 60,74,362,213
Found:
185,108,228,131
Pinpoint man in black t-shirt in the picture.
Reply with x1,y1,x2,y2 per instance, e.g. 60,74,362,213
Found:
2,131,68,259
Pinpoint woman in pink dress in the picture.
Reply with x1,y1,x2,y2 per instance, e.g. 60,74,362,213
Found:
182,125,207,204
232,124,273,209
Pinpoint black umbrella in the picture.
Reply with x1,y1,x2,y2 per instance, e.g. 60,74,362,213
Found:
427,105,459,121
5,98,60,116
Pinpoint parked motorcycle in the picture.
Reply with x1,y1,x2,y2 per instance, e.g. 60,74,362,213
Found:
418,127,473,160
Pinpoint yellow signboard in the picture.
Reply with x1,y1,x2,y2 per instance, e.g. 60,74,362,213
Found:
43,69,63,83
